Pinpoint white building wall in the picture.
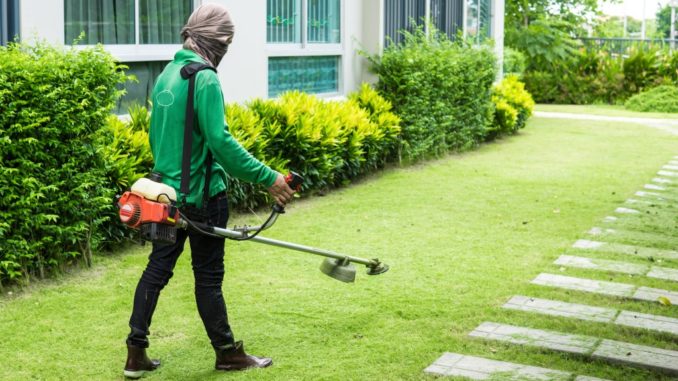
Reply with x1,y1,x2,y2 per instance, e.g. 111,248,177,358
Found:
16,0,504,102
20,0,63,45
207,0,269,103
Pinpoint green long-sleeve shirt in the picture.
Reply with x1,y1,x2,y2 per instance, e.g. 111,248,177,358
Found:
149,49,277,207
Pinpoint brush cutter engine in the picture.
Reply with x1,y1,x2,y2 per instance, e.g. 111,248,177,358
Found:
118,191,180,244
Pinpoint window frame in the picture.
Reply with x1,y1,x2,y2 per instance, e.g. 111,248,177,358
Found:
65,0,198,62
266,0,345,98
0,0,19,46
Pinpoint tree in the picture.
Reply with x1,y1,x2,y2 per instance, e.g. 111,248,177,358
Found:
656,4,672,39
505,0,603,30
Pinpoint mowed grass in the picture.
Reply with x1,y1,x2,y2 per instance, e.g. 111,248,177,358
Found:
1,111,678,380
536,104,678,120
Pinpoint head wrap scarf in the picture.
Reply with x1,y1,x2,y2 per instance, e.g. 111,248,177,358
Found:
181,4,234,68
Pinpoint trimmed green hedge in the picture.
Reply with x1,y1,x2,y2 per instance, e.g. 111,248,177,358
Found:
367,27,498,161
625,85,678,113
0,42,126,285
1,38,534,287
521,44,678,105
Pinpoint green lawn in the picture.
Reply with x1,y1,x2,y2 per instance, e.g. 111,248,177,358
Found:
2,111,678,380
536,104,678,120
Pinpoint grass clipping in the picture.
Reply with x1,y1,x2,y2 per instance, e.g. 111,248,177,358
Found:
625,85,678,113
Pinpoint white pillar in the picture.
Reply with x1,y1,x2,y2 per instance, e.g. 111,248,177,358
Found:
671,7,675,49
641,0,646,39
493,0,505,81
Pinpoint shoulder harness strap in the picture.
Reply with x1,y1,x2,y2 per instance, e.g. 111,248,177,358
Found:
179,62,217,207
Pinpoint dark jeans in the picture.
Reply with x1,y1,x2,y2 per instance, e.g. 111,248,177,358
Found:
127,193,235,349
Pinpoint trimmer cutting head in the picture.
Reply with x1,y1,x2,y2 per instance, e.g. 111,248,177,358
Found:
320,258,357,283
366,260,389,276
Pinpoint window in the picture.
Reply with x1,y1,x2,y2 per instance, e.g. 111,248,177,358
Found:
64,0,193,45
268,56,339,97
0,0,20,46
384,0,490,46
116,61,167,114
64,1,194,114
384,0,426,47
266,0,342,97
431,0,464,38
267,0,341,45
466,0,492,42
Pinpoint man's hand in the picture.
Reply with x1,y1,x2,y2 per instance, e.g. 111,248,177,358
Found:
268,173,295,206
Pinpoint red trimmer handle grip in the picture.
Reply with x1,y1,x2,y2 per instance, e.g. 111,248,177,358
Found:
284,171,304,192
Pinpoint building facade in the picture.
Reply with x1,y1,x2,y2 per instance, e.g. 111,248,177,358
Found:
8,0,504,111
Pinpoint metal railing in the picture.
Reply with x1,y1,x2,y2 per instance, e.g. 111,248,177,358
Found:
580,37,678,55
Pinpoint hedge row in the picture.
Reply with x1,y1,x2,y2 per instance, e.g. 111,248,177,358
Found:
0,38,535,286
523,45,678,104
0,43,127,285
369,28,499,161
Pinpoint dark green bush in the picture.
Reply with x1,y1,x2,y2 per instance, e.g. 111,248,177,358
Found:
503,47,527,77
520,43,678,105
368,26,497,161
0,42,126,286
625,85,678,113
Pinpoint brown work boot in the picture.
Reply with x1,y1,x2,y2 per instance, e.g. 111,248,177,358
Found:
124,344,161,379
215,341,272,371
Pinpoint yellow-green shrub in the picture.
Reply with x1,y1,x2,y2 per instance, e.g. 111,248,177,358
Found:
489,75,535,139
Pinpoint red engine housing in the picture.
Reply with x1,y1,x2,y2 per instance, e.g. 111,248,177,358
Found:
118,191,179,228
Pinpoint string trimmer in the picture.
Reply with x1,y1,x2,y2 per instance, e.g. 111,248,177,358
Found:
117,172,389,283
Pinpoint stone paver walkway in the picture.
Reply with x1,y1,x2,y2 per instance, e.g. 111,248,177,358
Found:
554,254,678,282
531,273,678,304
426,140,678,379
425,352,611,380
469,322,678,375
570,239,678,260
503,296,678,335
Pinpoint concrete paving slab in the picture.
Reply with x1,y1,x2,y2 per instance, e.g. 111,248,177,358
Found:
424,352,575,380
587,227,616,236
469,322,599,355
633,287,678,305
503,295,616,323
658,170,678,177
647,267,678,282
570,240,678,260
644,184,666,191
603,216,618,223
554,255,648,275
652,177,673,184
615,207,640,214
572,239,604,249
635,190,665,200
615,311,678,336
662,165,678,171
470,323,678,375
593,339,678,375
503,296,678,336
531,273,635,298
570,376,610,381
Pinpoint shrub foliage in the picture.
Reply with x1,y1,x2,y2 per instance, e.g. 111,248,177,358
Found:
368,27,498,161
0,38,535,287
0,42,126,285
488,75,535,139
625,85,678,113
